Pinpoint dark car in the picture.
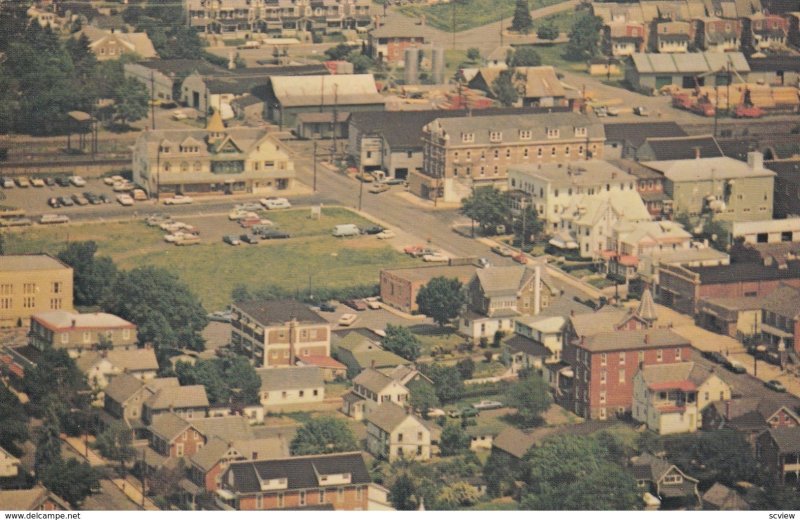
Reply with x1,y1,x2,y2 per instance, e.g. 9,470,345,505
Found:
44,177,55,187
47,197,61,208
240,234,260,245
361,225,384,235
318,301,337,312
83,192,101,205
58,196,74,207
71,194,88,206
55,177,71,187
702,351,728,365
98,194,111,204
765,380,787,393
259,229,290,239
344,299,368,311
724,359,747,374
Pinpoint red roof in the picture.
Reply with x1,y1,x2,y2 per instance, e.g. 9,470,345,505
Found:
648,380,697,392
298,355,346,370
600,250,618,260
618,255,639,267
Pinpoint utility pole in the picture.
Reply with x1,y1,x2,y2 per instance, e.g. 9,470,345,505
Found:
452,1,457,49
150,70,156,130
140,448,146,510
499,15,504,47
313,139,318,192
521,197,527,251
331,83,339,161
358,176,364,211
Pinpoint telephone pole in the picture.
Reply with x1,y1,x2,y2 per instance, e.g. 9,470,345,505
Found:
313,140,318,192
150,71,156,130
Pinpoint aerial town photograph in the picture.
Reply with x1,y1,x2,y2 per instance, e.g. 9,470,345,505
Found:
0,0,799,514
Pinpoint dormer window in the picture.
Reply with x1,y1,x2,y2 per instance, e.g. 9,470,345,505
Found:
461,132,475,143
546,128,560,138
489,131,502,142
574,127,587,137
519,130,532,140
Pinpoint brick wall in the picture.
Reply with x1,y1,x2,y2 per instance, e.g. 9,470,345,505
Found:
237,485,369,510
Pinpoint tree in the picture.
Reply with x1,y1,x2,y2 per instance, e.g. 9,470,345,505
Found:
103,266,208,351
324,43,353,60
290,416,358,455
0,385,28,455
347,53,373,74
57,241,118,306
225,356,262,404
466,47,481,62
513,202,544,247
705,218,731,251
113,77,149,126
460,187,509,235
24,348,88,416
439,421,470,456
416,277,465,329
504,372,552,426
536,20,560,41
389,473,418,510
566,12,603,61
510,46,542,67
491,70,519,107
420,364,465,403
40,458,99,508
483,450,517,497
455,358,475,380
35,403,63,478
437,481,480,509
511,0,533,34
93,422,135,471
382,324,421,361
408,380,439,418
662,430,761,487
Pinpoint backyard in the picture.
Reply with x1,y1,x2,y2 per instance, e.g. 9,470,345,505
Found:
4,207,422,312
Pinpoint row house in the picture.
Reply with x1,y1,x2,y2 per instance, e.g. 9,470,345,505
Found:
76,347,159,394
142,384,210,424
365,402,432,461
742,14,789,51
759,283,800,355
103,375,182,435
756,428,800,487
630,453,701,509
216,452,392,510
148,412,206,460
604,22,648,56
189,436,288,494
412,113,604,203
342,367,410,420
694,17,743,51
230,299,331,368
654,21,693,53
704,398,800,448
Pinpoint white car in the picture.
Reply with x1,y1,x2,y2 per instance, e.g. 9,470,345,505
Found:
116,194,134,206
338,313,358,327
164,232,187,243
260,197,291,210
2,178,13,188
376,230,395,240
172,110,188,121
161,222,190,232
113,181,135,192
163,195,194,205
39,214,69,224
103,177,116,186
69,176,86,187
234,202,262,212
423,253,449,262
229,209,249,221
30,178,45,188
365,297,381,310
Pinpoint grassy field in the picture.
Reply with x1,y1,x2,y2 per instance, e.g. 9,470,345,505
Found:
411,325,465,357
536,11,573,32
4,208,422,312
398,0,563,32
531,43,585,72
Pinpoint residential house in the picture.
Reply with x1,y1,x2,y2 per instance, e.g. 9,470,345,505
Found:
759,283,800,355
256,366,325,409
0,446,20,478
189,436,289,494
380,264,476,314
27,6,60,28
657,259,800,315
460,264,559,343
603,122,686,160
216,452,391,510
465,423,503,451
490,427,538,466
230,299,330,368
502,333,553,374
604,22,648,56
413,112,604,203
653,21,693,53
233,95,266,124
604,220,693,283
29,310,137,354
643,152,775,223
365,403,431,461
742,14,788,52
702,483,750,510
696,296,762,337
0,486,70,511
467,66,574,108
632,362,731,434
0,255,73,328
638,242,730,288
694,17,742,52
264,74,385,129
295,355,347,381
148,412,206,461
756,428,800,486
77,347,158,392
635,134,724,161
625,51,749,93
342,367,409,420
76,26,157,61
630,453,701,509
142,384,209,424
125,59,227,104
368,16,427,64
189,415,256,443
103,375,180,433
382,365,433,389
702,398,800,447
131,114,296,199
484,45,513,68
334,332,410,377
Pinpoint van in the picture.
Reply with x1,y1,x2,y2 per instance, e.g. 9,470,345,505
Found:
132,189,148,201
332,224,360,237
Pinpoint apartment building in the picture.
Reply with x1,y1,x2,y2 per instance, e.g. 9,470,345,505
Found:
0,255,73,328
29,310,137,354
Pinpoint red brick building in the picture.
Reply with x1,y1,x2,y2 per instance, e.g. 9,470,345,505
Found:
658,261,800,315
380,264,476,314
217,452,389,510
368,17,428,64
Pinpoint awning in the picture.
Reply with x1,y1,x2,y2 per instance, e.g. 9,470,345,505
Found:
559,367,574,378
549,232,579,249
761,323,794,339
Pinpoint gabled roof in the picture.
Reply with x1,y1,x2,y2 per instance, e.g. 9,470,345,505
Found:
640,135,724,161
270,74,384,108
352,367,397,394
191,435,290,473
631,52,749,75
631,453,697,484
761,283,800,320
149,412,191,442
638,362,720,390
474,265,531,298
256,366,324,392
145,385,209,410
0,486,70,511
104,373,146,404
578,328,690,352
336,331,381,353
604,122,686,149
297,354,347,371
366,402,422,432
492,427,537,459
106,348,159,372
351,350,410,369
642,156,775,182
224,452,371,494
763,428,800,454
190,437,230,472
189,416,254,443
503,334,552,358
703,482,751,510
234,300,327,326
569,308,633,337
370,15,429,38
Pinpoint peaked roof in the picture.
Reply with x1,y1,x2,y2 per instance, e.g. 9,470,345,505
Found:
270,74,384,107
352,367,397,394
145,385,209,410
351,350,410,369
106,348,159,372
631,453,696,483
638,362,720,390
703,482,750,510
578,328,690,352
761,283,800,319
366,402,422,432
640,135,724,161
189,416,254,442
474,265,539,298
637,289,658,322
0,486,70,511
763,427,800,454
570,308,636,337
256,366,324,392
492,427,538,459
103,373,146,403
149,412,191,442
206,109,225,133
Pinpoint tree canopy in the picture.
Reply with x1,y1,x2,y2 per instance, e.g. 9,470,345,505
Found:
57,241,118,306
416,277,465,329
510,46,542,67
175,355,260,405
0,385,29,455
290,416,358,455
439,421,470,456
408,380,439,418
460,187,509,235
504,371,552,426
103,266,208,351
491,70,520,107
662,430,762,487
419,363,465,403
566,11,604,61
382,324,422,361
510,0,534,33
536,20,560,41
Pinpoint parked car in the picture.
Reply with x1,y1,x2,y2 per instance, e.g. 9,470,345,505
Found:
369,183,390,194
344,299,368,311
47,197,61,208
207,310,232,322
724,359,747,374
44,177,55,187
634,106,650,116
83,192,101,205
338,313,358,326
132,189,148,201
39,214,69,224
702,351,728,365
71,193,89,206
113,181,135,192
240,216,271,228
16,177,30,188
376,230,395,240
260,197,291,209
318,301,337,312
163,195,193,205
116,194,134,206
259,229,290,239
240,234,260,245
606,106,621,116
765,380,787,393
98,194,111,204
365,297,381,310
404,245,425,255
1,178,14,188
413,248,437,258
361,225,384,235
384,178,406,186
234,202,263,212
174,235,201,246
69,175,86,187
229,209,251,221
448,407,479,418
30,177,45,188
594,106,608,117
223,235,241,246
512,252,528,264
472,400,503,410
103,176,116,186
423,252,449,262
491,245,513,257
332,224,361,237
58,196,74,207
55,177,71,187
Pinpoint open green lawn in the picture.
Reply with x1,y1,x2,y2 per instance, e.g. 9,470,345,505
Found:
472,360,507,378
536,11,574,33
410,325,465,357
398,0,563,32
5,208,422,312
532,43,585,72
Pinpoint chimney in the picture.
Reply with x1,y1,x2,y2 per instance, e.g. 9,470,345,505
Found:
747,150,763,171
580,335,586,345
694,147,701,159
570,310,575,317
252,451,258,459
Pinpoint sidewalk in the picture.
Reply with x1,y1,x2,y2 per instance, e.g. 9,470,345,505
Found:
61,434,105,467
111,478,160,511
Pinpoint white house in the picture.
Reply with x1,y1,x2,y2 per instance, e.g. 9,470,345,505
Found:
76,348,159,394
256,366,325,409
342,368,410,420
365,403,431,461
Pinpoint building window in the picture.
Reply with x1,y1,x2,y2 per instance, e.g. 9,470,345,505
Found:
546,128,560,138
600,370,607,384
277,493,284,507
618,368,625,383
537,148,543,158
61,333,68,344
657,349,663,362
638,350,644,362
489,131,502,142
51,282,62,294
50,299,61,310
619,353,625,365
675,348,681,361
601,353,607,366
319,489,325,503
574,127,587,137
338,487,344,502
551,147,556,157
520,130,532,140
600,391,606,404
0,284,11,295
23,283,36,294
299,491,306,506
461,133,475,143
123,329,130,340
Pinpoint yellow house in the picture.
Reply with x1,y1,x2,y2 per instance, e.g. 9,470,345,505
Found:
633,362,731,434
0,255,73,328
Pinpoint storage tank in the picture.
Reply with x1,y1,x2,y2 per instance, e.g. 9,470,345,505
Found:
404,47,419,85
431,46,445,85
